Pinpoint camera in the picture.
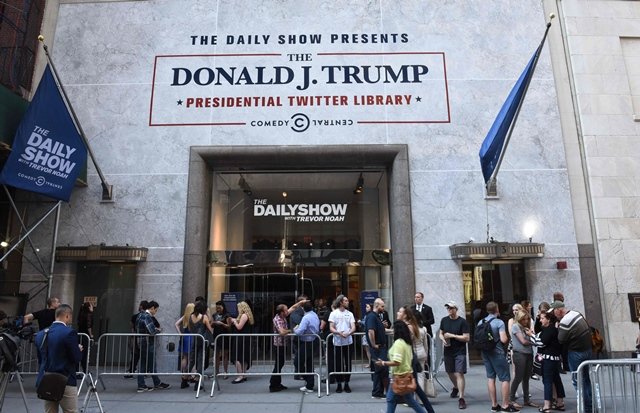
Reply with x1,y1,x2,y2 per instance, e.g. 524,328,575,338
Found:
0,330,20,373
0,317,35,372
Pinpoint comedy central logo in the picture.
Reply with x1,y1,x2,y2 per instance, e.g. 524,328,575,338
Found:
248,113,353,133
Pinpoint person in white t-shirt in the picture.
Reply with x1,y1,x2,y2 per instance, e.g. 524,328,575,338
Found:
329,294,356,393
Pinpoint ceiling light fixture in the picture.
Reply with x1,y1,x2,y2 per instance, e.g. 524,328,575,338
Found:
353,173,364,194
238,175,252,196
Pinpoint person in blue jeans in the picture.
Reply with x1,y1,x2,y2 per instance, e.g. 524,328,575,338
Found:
375,320,426,413
479,301,520,412
551,301,592,412
293,301,320,393
135,301,171,392
366,298,389,398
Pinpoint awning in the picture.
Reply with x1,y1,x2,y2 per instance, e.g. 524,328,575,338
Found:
449,242,544,260
56,244,148,262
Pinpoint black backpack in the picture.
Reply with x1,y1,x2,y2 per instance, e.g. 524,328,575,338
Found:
474,316,497,351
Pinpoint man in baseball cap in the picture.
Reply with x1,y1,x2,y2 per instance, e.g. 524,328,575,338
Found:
547,301,564,313
439,300,469,409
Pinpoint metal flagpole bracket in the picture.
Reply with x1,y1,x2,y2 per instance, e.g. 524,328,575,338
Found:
484,177,499,199
101,183,114,203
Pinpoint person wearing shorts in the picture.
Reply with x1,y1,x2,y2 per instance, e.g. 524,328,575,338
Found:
438,300,469,409
480,301,520,412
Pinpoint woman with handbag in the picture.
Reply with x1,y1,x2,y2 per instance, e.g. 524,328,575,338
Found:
398,306,436,413
530,311,565,412
375,320,426,413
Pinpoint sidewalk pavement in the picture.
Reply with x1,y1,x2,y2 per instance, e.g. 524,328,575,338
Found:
2,364,577,413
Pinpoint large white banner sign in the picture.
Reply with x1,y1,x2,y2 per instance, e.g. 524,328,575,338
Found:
149,32,450,131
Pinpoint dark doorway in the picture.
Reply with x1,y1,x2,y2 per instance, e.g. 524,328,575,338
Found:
74,263,137,336
462,261,528,361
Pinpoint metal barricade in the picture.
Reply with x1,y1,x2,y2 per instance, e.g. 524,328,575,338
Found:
430,334,449,392
15,331,92,393
576,358,640,413
324,332,370,395
323,331,435,395
210,333,323,397
75,333,92,395
95,333,207,398
15,335,38,375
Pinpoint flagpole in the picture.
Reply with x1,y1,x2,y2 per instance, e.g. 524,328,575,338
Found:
487,14,555,188
37,35,114,201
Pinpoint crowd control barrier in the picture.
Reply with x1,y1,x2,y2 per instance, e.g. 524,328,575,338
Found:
323,332,434,395
210,333,323,397
14,332,93,396
576,358,640,413
95,333,207,398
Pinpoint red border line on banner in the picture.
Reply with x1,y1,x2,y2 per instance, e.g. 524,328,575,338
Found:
148,52,450,126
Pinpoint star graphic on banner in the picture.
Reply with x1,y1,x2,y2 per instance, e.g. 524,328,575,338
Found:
177,99,183,105
415,96,422,102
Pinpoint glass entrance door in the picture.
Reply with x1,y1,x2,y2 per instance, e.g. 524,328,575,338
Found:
206,168,392,329
462,261,528,360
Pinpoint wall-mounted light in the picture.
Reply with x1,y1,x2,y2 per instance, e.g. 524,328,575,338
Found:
353,173,364,194
0,241,8,248
523,220,536,243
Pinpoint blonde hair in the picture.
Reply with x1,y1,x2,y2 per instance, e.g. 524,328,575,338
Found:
181,303,195,329
515,308,530,328
237,301,254,325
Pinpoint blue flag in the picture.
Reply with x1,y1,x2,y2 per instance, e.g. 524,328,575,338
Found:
479,48,541,184
0,65,87,202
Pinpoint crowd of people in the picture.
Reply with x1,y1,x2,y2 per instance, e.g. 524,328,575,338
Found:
22,289,617,413
439,292,594,412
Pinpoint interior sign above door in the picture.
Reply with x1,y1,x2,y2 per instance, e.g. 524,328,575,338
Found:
253,199,347,222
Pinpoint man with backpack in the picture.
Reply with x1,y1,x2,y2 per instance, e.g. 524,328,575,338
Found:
476,301,519,412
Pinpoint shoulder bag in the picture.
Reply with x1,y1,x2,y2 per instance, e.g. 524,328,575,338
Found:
37,329,69,402
391,372,416,396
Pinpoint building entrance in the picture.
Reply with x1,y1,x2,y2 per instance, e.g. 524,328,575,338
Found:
462,261,529,360
206,170,392,330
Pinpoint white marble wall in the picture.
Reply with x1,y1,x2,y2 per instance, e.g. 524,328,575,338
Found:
553,0,640,353
30,1,583,339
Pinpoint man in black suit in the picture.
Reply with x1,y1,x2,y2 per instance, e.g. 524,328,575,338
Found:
412,292,435,336
35,304,82,413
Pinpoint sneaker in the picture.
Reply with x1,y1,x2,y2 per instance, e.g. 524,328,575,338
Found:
458,397,466,409
531,374,540,381
124,375,134,379
180,380,189,389
336,383,343,393
278,385,288,390
344,383,351,393
299,386,314,394
491,405,501,412
371,393,385,399
501,404,520,412
136,386,152,393
450,387,459,398
269,386,283,393
154,383,171,390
